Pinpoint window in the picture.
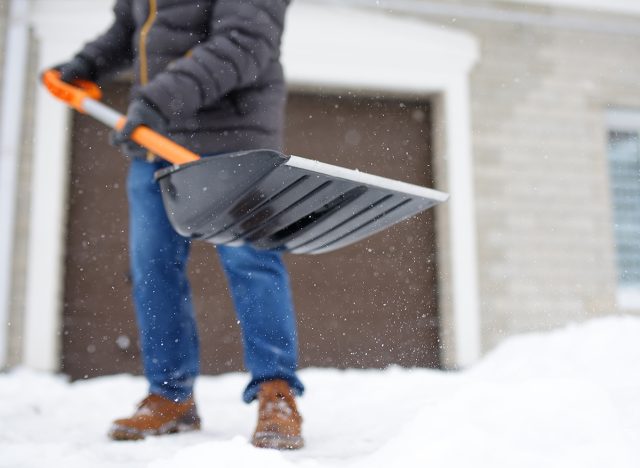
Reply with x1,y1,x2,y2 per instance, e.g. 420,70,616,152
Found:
607,110,640,309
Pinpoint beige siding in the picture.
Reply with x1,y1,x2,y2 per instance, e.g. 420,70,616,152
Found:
417,1,640,352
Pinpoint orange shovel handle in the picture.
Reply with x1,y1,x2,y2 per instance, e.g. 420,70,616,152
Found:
42,69,102,112
114,116,201,165
41,69,200,165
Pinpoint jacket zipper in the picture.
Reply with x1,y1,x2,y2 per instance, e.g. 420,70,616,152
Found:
139,0,157,85
139,0,158,161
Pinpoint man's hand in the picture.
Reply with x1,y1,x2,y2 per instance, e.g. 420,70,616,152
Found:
110,98,168,158
53,55,95,84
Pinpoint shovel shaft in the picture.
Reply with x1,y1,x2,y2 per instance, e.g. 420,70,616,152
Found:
81,98,123,128
82,98,200,165
41,69,200,165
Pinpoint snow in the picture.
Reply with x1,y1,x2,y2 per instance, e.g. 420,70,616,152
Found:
2,316,639,468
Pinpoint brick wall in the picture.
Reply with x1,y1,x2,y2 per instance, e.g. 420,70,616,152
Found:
417,1,640,352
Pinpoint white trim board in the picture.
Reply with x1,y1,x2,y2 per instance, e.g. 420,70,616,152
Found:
617,287,640,311
0,0,30,368
607,109,640,131
508,0,640,15
23,1,481,369
336,0,640,36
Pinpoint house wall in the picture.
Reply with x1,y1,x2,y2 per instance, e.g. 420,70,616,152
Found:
8,0,638,369
406,0,640,351
17,0,480,371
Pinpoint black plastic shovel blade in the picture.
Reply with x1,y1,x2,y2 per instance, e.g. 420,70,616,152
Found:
154,150,448,255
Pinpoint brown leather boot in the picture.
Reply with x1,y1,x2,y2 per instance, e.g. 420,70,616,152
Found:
108,394,201,441
251,379,304,450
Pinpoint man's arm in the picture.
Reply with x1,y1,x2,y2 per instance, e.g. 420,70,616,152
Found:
75,0,135,80
139,0,289,118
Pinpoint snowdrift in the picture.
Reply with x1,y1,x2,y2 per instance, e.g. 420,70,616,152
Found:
1,316,639,468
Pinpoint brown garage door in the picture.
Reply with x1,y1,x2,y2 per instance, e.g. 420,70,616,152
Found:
62,83,439,379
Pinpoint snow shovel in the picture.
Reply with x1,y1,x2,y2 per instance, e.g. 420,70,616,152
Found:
42,70,448,254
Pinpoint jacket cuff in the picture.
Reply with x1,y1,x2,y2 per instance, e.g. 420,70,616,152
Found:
138,71,203,119
75,53,99,81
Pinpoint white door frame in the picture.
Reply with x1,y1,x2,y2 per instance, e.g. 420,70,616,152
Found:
0,0,30,369
23,0,480,370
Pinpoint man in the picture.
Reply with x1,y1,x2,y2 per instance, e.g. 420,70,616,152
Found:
54,0,304,449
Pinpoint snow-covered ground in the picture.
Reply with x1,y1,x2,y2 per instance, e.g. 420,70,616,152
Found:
2,316,639,468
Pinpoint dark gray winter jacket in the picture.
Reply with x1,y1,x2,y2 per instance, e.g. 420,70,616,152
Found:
76,0,290,156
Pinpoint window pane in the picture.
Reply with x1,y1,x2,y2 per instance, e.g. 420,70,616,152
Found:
608,130,640,286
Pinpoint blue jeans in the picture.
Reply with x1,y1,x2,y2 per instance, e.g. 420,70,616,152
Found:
126,158,304,403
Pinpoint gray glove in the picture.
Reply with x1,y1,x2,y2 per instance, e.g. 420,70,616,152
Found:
110,98,168,159
53,55,96,84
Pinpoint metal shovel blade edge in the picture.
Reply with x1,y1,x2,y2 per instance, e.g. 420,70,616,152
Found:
154,149,448,255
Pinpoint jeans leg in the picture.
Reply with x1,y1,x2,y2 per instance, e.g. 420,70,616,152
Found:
217,244,304,402
127,159,199,402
